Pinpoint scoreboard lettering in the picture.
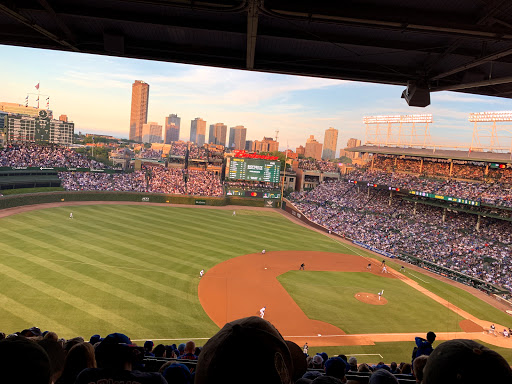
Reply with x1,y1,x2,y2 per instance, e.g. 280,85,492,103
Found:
227,158,281,183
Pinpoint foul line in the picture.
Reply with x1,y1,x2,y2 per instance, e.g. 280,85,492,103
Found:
407,272,430,283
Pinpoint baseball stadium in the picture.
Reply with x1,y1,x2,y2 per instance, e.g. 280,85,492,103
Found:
2,1,512,383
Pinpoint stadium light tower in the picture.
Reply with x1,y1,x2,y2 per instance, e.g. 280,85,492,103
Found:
363,114,433,148
469,111,512,153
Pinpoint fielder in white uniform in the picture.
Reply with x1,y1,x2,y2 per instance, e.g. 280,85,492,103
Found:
232,210,236,216
199,269,204,278
260,306,266,319
378,290,384,301
69,212,73,219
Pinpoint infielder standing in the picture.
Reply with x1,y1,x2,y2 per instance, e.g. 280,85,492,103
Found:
260,306,266,319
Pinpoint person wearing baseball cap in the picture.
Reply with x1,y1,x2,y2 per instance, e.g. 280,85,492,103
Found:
75,333,167,384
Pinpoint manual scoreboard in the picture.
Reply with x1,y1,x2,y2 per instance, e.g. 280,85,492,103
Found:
227,158,281,183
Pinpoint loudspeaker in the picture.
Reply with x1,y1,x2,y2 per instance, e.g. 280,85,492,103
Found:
401,82,430,107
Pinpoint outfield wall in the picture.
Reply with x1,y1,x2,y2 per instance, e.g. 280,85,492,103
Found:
0,191,265,210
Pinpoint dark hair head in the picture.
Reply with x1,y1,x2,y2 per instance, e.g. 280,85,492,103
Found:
426,332,436,343
58,342,97,384
0,336,51,384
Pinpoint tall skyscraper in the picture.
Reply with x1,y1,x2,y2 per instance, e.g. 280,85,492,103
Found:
165,114,181,143
322,127,338,160
228,125,247,150
142,122,162,143
209,123,227,146
129,80,149,142
190,117,206,146
305,135,323,160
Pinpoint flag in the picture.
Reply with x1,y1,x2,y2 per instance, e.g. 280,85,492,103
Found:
35,83,40,90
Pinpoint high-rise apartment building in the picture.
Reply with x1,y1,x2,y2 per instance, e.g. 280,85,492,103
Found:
304,135,323,160
322,127,338,160
165,114,181,143
252,137,279,153
228,125,247,150
190,117,206,146
129,80,150,142
296,145,305,156
346,138,362,159
142,122,162,143
209,123,227,146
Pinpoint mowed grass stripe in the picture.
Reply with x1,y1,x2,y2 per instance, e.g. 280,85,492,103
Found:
0,263,155,335
114,205,346,253
0,242,208,332
100,205,295,254
71,207,236,266
116,205,330,249
15,215,196,285
0,226,197,303
31,210,200,278
0,293,78,335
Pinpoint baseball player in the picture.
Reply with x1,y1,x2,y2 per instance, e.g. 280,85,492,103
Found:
378,290,384,301
260,306,266,319
299,263,305,270
303,343,309,354
400,265,405,273
381,265,388,273
261,249,266,254
199,269,204,278
232,210,236,216
69,212,73,219
367,263,372,271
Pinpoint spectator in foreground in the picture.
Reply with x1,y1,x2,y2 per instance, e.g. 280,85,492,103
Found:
75,333,167,384
178,340,198,360
369,369,399,384
161,363,191,384
0,336,51,384
55,342,96,384
422,339,512,384
412,355,428,383
324,357,346,381
414,331,436,360
195,316,294,384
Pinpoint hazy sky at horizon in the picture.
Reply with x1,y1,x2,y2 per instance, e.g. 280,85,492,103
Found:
1,44,512,152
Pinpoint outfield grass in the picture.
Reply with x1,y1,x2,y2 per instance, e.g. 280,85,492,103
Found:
0,204,510,364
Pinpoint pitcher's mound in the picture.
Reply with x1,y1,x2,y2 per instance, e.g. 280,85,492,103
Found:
355,292,387,305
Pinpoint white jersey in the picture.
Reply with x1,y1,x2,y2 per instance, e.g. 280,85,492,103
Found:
260,307,266,318
200,269,204,277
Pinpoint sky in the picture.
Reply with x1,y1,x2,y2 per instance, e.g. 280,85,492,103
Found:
1,44,512,152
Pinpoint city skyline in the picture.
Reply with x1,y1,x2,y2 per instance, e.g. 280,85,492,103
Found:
2,44,512,151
